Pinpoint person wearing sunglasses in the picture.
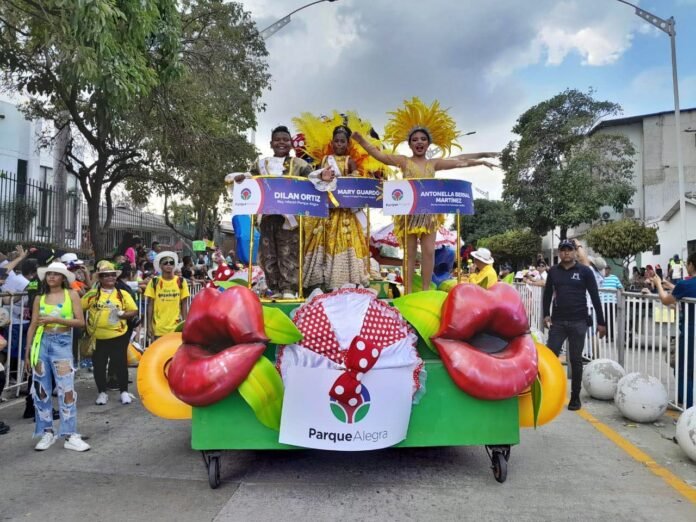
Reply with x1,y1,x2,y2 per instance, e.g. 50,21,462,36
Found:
144,251,189,343
81,261,138,405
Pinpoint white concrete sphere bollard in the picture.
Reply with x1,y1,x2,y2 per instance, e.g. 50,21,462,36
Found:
614,372,668,423
582,359,626,400
675,407,696,463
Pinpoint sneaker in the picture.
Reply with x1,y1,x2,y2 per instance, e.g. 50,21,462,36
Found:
64,434,91,452
35,432,57,451
95,392,108,405
568,396,582,411
269,292,282,299
282,292,295,299
120,392,132,405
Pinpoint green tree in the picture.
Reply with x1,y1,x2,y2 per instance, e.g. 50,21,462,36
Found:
585,219,658,280
477,229,541,267
501,89,636,239
140,0,269,240
0,0,181,259
454,199,517,244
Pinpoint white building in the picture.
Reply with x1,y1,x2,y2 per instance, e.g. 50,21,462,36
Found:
0,99,83,247
542,108,696,266
591,108,696,266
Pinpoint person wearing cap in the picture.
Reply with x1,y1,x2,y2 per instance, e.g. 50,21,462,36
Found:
144,251,189,341
468,248,498,289
60,253,91,297
543,239,606,411
24,262,89,451
82,261,139,406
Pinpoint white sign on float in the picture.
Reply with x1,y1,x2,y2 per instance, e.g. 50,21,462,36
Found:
382,180,416,216
232,178,263,215
279,366,413,451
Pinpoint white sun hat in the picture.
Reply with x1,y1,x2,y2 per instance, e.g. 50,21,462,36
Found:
154,251,180,274
37,261,76,284
470,247,495,265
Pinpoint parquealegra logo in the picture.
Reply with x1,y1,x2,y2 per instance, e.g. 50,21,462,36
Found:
391,189,404,202
240,188,252,201
329,384,370,424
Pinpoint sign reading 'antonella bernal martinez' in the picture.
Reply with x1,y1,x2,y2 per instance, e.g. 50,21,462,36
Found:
382,178,474,216
232,177,329,218
332,177,382,209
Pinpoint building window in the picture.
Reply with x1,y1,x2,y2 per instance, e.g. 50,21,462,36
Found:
16,159,27,197
652,244,661,256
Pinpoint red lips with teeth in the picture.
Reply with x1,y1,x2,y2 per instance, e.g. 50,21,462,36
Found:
432,283,538,400
167,286,268,407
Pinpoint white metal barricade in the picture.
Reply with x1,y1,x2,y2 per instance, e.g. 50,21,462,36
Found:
513,281,695,411
0,292,30,400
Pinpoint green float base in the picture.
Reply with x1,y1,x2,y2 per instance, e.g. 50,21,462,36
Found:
191,299,520,451
192,361,519,451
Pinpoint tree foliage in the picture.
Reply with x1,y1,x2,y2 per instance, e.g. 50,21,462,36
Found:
454,199,517,245
585,219,658,279
0,0,181,259
501,89,636,239
476,229,541,267
141,0,269,240
0,0,269,256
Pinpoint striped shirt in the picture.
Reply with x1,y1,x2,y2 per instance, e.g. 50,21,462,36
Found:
601,274,623,303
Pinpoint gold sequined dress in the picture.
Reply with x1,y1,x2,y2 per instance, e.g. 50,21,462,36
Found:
303,155,370,290
393,159,445,239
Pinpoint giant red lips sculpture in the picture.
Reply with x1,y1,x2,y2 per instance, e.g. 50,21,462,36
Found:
432,283,538,400
167,286,269,407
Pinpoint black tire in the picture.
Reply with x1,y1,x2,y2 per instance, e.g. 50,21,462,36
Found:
492,452,507,483
208,456,221,489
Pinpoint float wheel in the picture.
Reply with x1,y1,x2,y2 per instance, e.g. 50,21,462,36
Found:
486,445,510,484
203,451,222,489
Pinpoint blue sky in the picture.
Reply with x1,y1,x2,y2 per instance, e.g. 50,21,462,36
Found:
242,0,696,201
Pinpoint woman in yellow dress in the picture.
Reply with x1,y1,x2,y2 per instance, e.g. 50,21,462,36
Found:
303,124,371,290
352,98,497,293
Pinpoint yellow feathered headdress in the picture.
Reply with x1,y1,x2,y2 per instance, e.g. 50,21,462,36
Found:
292,111,387,176
383,97,461,157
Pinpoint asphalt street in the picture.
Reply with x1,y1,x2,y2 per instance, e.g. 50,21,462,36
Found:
1,370,695,522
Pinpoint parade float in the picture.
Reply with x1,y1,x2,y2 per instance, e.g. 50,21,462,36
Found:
137,103,567,488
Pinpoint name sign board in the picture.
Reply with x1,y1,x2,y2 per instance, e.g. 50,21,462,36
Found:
233,177,328,218
382,179,474,216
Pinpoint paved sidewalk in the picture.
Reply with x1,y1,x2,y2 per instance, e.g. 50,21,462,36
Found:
1,370,695,521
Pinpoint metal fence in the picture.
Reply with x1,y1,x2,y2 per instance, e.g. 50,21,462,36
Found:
515,283,695,411
0,170,203,254
0,281,203,403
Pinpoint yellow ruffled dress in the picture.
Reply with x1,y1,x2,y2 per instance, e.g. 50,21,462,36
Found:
393,159,445,240
303,155,371,290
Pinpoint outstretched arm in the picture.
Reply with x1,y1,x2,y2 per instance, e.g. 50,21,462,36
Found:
433,158,497,171
451,152,500,160
352,131,406,169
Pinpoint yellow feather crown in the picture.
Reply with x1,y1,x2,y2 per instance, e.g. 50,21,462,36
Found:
292,111,387,176
384,97,461,157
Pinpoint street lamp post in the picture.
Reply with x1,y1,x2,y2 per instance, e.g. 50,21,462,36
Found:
617,0,687,259
249,0,340,145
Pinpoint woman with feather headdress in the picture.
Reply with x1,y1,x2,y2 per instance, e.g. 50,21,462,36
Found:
293,112,385,291
352,97,498,293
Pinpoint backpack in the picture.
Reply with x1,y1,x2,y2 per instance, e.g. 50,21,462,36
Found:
150,275,183,292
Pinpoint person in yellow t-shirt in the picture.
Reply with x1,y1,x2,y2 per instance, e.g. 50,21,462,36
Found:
145,251,190,340
468,248,499,289
81,261,139,406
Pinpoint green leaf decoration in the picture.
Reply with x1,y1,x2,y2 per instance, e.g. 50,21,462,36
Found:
411,273,437,292
174,321,185,332
214,280,242,289
262,306,303,345
393,290,447,353
238,356,285,431
531,375,543,429
437,278,459,293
